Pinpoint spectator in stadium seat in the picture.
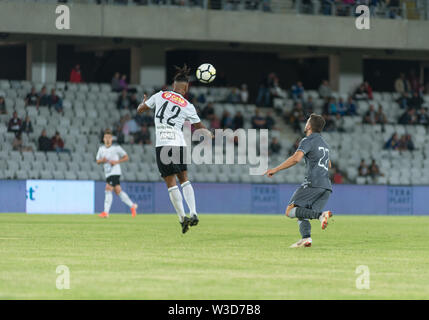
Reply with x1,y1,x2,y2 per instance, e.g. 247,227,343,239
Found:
353,82,372,100
134,125,151,145
345,96,358,116
251,109,267,130
69,64,82,83
322,0,334,15
210,115,221,130
332,166,344,184
287,102,305,133
233,111,244,130
122,114,139,136
21,115,33,135
270,77,286,100
358,159,369,177
220,111,234,130
0,96,6,114
269,137,281,155
318,80,332,99
418,107,429,125
337,97,347,116
363,104,377,124
256,73,275,107
408,69,420,94
398,134,414,152
48,89,63,114
291,81,305,101
289,138,300,156
52,131,70,153
111,72,122,92
38,129,52,152
135,110,153,127
395,73,411,108
119,74,128,91
112,124,125,144
227,88,241,104
265,110,276,130
201,102,215,120
386,0,400,19
376,105,388,124
38,86,49,108
7,111,22,135
117,90,130,110
25,87,39,106
369,159,383,179
240,84,249,104
303,96,314,117
12,132,33,152
129,93,139,111
384,133,400,150
323,114,336,132
398,108,417,125
408,91,424,110
328,97,338,115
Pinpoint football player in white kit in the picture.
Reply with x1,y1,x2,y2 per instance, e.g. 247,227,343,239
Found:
96,129,138,218
137,65,210,234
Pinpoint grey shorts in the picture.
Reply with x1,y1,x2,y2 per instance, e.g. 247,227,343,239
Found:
289,186,332,213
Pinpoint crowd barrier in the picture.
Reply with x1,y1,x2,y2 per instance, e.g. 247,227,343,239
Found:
0,180,427,215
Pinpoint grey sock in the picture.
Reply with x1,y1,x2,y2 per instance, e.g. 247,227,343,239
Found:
295,206,321,220
298,219,311,238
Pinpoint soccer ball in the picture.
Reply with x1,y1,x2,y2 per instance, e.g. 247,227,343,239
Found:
196,63,216,84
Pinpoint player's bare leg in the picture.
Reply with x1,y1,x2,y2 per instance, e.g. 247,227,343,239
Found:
99,184,113,218
178,171,198,227
165,175,190,234
114,185,138,217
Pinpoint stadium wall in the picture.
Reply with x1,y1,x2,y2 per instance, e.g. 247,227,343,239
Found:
0,180,427,215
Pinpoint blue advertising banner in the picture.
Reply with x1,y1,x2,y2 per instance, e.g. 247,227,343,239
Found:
0,180,26,212
387,186,413,215
1,180,429,215
26,180,95,214
251,184,279,214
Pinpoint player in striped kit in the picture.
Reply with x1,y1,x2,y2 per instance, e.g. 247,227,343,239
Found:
96,129,138,218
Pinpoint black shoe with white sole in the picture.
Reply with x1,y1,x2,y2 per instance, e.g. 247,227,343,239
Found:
180,216,191,234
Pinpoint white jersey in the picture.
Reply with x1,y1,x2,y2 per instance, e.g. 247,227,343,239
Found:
145,90,201,147
96,144,127,178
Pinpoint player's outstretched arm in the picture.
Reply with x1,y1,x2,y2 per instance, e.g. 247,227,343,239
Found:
137,94,150,114
264,151,304,177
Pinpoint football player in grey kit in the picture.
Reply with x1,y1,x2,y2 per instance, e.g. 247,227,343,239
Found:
264,114,333,248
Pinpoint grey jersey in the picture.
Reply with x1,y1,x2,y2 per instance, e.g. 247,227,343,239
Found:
296,133,332,191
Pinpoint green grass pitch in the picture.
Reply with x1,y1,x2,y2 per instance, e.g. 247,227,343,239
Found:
0,213,428,299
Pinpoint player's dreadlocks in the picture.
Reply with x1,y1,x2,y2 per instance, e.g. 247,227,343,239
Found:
174,64,191,83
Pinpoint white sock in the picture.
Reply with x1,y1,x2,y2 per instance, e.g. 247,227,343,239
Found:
104,191,113,213
168,186,186,223
118,191,134,208
181,181,197,217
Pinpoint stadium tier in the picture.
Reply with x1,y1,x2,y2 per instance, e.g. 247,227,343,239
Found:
1,79,428,185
